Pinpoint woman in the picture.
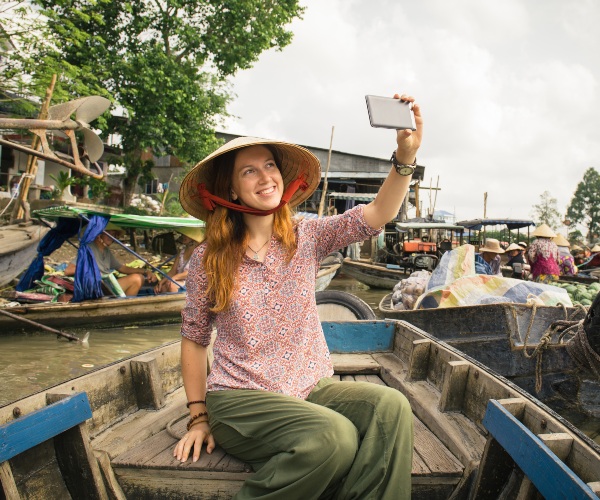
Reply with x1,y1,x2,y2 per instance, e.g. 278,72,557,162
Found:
154,227,203,293
505,242,525,278
173,93,421,499
553,234,577,277
527,223,560,282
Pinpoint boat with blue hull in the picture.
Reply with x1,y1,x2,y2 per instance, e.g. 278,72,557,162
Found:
1,320,599,499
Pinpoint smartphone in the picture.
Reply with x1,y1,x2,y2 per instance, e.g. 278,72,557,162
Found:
365,95,416,131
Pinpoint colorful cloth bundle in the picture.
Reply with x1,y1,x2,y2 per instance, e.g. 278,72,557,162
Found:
417,244,572,309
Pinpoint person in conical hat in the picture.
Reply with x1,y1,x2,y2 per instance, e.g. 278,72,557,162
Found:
505,243,526,279
532,223,556,239
553,234,577,276
475,238,504,275
527,223,560,282
154,226,204,294
174,94,422,499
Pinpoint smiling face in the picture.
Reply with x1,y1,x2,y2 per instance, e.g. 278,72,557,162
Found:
230,145,284,212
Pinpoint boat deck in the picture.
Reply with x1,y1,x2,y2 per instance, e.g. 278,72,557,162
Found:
110,373,464,499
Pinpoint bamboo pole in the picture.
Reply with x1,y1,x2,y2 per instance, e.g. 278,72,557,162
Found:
317,126,334,218
11,75,58,223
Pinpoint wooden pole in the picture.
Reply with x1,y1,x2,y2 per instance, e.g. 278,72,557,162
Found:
11,75,58,223
0,308,83,342
414,181,420,218
317,126,334,218
431,176,440,218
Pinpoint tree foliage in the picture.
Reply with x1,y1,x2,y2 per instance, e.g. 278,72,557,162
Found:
3,0,304,204
566,167,600,243
531,190,562,230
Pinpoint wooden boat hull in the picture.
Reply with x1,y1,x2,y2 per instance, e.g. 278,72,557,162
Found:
315,262,341,292
341,258,407,289
2,320,599,499
1,264,339,334
0,224,49,288
0,292,186,332
378,295,598,419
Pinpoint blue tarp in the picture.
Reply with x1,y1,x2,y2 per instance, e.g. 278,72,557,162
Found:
72,215,109,303
16,218,82,292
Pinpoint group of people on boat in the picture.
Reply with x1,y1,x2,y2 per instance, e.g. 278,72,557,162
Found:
474,223,598,283
62,225,204,297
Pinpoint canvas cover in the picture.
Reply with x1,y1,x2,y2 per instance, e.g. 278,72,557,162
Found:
416,244,572,309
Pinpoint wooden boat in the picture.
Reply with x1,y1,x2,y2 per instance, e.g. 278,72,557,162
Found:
378,295,600,422
315,262,341,292
0,292,187,332
0,223,49,288
341,257,407,289
1,320,599,499
1,264,341,333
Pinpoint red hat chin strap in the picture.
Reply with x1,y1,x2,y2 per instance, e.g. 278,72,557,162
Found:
197,175,309,216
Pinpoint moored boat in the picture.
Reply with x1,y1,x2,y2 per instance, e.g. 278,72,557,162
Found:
341,257,408,289
378,295,600,422
0,222,49,288
1,320,599,499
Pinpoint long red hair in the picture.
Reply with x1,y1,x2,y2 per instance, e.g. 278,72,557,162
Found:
202,146,297,313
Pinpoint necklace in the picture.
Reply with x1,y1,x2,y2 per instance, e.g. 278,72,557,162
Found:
247,238,270,260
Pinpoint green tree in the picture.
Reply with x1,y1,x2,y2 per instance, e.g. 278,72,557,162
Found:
531,191,562,230
566,168,600,243
4,0,304,204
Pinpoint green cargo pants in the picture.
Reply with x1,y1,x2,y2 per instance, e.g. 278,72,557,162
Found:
206,377,413,499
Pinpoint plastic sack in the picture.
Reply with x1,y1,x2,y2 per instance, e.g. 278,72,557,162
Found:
391,270,431,310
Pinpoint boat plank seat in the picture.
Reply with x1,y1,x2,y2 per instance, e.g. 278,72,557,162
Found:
0,392,108,499
111,372,464,499
473,399,600,499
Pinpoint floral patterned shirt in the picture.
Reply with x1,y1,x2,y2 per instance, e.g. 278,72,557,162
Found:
181,205,381,400
527,238,560,278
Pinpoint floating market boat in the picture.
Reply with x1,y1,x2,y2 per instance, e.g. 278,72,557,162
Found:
378,296,600,424
341,257,409,289
0,206,205,332
1,320,599,499
0,222,49,288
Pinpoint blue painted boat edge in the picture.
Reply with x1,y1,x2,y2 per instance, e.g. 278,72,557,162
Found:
483,399,597,500
0,392,92,463
322,321,395,353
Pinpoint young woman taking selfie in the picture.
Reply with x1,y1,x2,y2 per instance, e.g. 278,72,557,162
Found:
174,93,423,499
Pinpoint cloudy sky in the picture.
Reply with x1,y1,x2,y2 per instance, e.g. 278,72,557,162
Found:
222,0,599,225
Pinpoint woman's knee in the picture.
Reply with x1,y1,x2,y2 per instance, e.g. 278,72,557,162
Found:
372,386,413,423
305,416,358,473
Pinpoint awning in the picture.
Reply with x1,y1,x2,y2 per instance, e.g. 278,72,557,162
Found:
295,211,320,219
456,218,535,231
396,222,465,231
328,192,377,202
33,206,205,230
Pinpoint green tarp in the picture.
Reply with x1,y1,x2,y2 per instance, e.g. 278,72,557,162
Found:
33,206,205,230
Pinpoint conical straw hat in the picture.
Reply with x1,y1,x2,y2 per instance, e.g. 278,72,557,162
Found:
532,223,556,238
479,238,505,254
552,234,570,247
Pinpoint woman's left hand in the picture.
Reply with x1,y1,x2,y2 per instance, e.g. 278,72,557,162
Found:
394,94,423,163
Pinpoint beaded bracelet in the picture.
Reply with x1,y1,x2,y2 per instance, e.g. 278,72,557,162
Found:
188,418,209,430
186,400,206,408
187,412,208,431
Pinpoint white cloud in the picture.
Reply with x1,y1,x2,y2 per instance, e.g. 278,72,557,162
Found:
223,0,600,225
